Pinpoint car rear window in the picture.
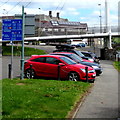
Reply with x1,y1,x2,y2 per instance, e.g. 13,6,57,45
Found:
31,57,45,63
46,57,60,64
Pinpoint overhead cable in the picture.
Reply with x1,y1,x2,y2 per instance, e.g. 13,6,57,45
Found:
0,0,10,7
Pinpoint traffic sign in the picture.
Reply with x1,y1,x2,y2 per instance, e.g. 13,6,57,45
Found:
2,19,22,41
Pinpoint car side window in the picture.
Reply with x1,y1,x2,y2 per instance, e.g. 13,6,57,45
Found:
84,53,91,57
46,57,60,65
31,57,45,63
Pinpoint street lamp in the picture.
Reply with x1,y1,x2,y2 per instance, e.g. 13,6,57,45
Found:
38,8,41,37
98,4,102,33
3,9,8,18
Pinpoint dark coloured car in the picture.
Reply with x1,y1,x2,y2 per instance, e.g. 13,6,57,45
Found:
78,43,86,47
24,55,96,82
81,51,100,64
50,52,102,76
53,44,94,62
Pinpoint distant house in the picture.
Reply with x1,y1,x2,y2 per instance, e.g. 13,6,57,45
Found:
35,11,88,36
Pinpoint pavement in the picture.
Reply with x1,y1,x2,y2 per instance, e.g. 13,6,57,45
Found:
74,60,119,119
2,56,29,79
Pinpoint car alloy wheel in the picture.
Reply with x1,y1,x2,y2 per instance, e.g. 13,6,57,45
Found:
68,72,79,81
25,69,35,79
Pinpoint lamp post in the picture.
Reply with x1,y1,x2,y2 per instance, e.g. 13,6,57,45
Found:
98,3,103,47
98,4,102,33
38,8,41,37
3,9,8,19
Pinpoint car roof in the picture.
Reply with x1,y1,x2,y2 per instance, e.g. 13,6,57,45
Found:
53,49,75,51
81,51,91,53
50,52,74,55
30,54,65,59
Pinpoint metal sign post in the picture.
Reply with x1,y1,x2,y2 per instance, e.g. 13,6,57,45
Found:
20,6,25,80
11,41,13,79
2,19,23,79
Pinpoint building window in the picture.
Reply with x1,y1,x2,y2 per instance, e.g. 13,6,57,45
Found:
54,29,58,32
51,21,59,26
48,28,52,31
61,29,65,32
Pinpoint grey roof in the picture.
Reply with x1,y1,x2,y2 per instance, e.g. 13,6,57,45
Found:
39,20,87,29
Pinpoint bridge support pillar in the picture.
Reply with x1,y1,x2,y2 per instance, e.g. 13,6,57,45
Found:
108,32,112,49
104,36,112,49
104,37,108,48
88,38,94,46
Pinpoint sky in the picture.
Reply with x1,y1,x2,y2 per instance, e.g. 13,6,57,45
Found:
0,0,119,27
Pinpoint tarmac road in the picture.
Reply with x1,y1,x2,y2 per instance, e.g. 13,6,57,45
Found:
74,60,119,118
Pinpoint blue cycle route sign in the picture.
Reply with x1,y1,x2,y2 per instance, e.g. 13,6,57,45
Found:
2,19,22,41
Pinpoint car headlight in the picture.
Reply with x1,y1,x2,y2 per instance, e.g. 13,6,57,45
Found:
80,68,95,73
92,66,99,69
80,68,86,73
89,58,94,61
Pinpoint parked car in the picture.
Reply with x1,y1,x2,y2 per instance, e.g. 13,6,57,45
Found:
81,51,100,64
24,55,96,82
78,43,86,47
71,44,82,48
71,43,86,48
53,44,94,62
50,52,102,76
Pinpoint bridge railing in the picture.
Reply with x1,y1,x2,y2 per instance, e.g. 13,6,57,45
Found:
0,25,119,38
87,25,119,34
35,25,119,36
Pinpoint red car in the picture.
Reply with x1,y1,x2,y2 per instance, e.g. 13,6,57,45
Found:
24,55,96,82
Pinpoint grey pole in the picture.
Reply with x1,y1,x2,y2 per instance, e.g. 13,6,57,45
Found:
38,8,41,37
98,3,102,47
11,41,13,79
21,6,25,80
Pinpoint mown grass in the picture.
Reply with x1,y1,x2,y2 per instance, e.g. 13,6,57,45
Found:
2,78,91,119
113,61,120,72
2,46,46,56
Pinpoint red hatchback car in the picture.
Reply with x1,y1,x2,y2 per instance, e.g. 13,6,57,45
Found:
24,55,96,82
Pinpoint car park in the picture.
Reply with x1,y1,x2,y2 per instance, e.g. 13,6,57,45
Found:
24,55,96,82
50,52,102,76
53,44,94,62
81,51,100,64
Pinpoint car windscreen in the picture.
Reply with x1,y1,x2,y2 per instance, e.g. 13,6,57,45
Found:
75,51,85,57
70,54,83,62
60,57,77,65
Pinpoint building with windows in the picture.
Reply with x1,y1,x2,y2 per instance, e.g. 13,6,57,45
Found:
0,11,88,38
35,11,88,36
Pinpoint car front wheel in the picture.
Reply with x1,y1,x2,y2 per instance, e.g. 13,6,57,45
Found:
68,72,79,81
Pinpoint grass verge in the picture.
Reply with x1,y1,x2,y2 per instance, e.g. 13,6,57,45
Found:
113,61,120,72
2,46,46,56
2,78,92,119
0,80,2,120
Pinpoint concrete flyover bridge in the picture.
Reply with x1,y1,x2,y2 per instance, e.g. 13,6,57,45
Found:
1,25,120,49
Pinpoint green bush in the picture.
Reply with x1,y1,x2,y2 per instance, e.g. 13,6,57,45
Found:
113,61,120,72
